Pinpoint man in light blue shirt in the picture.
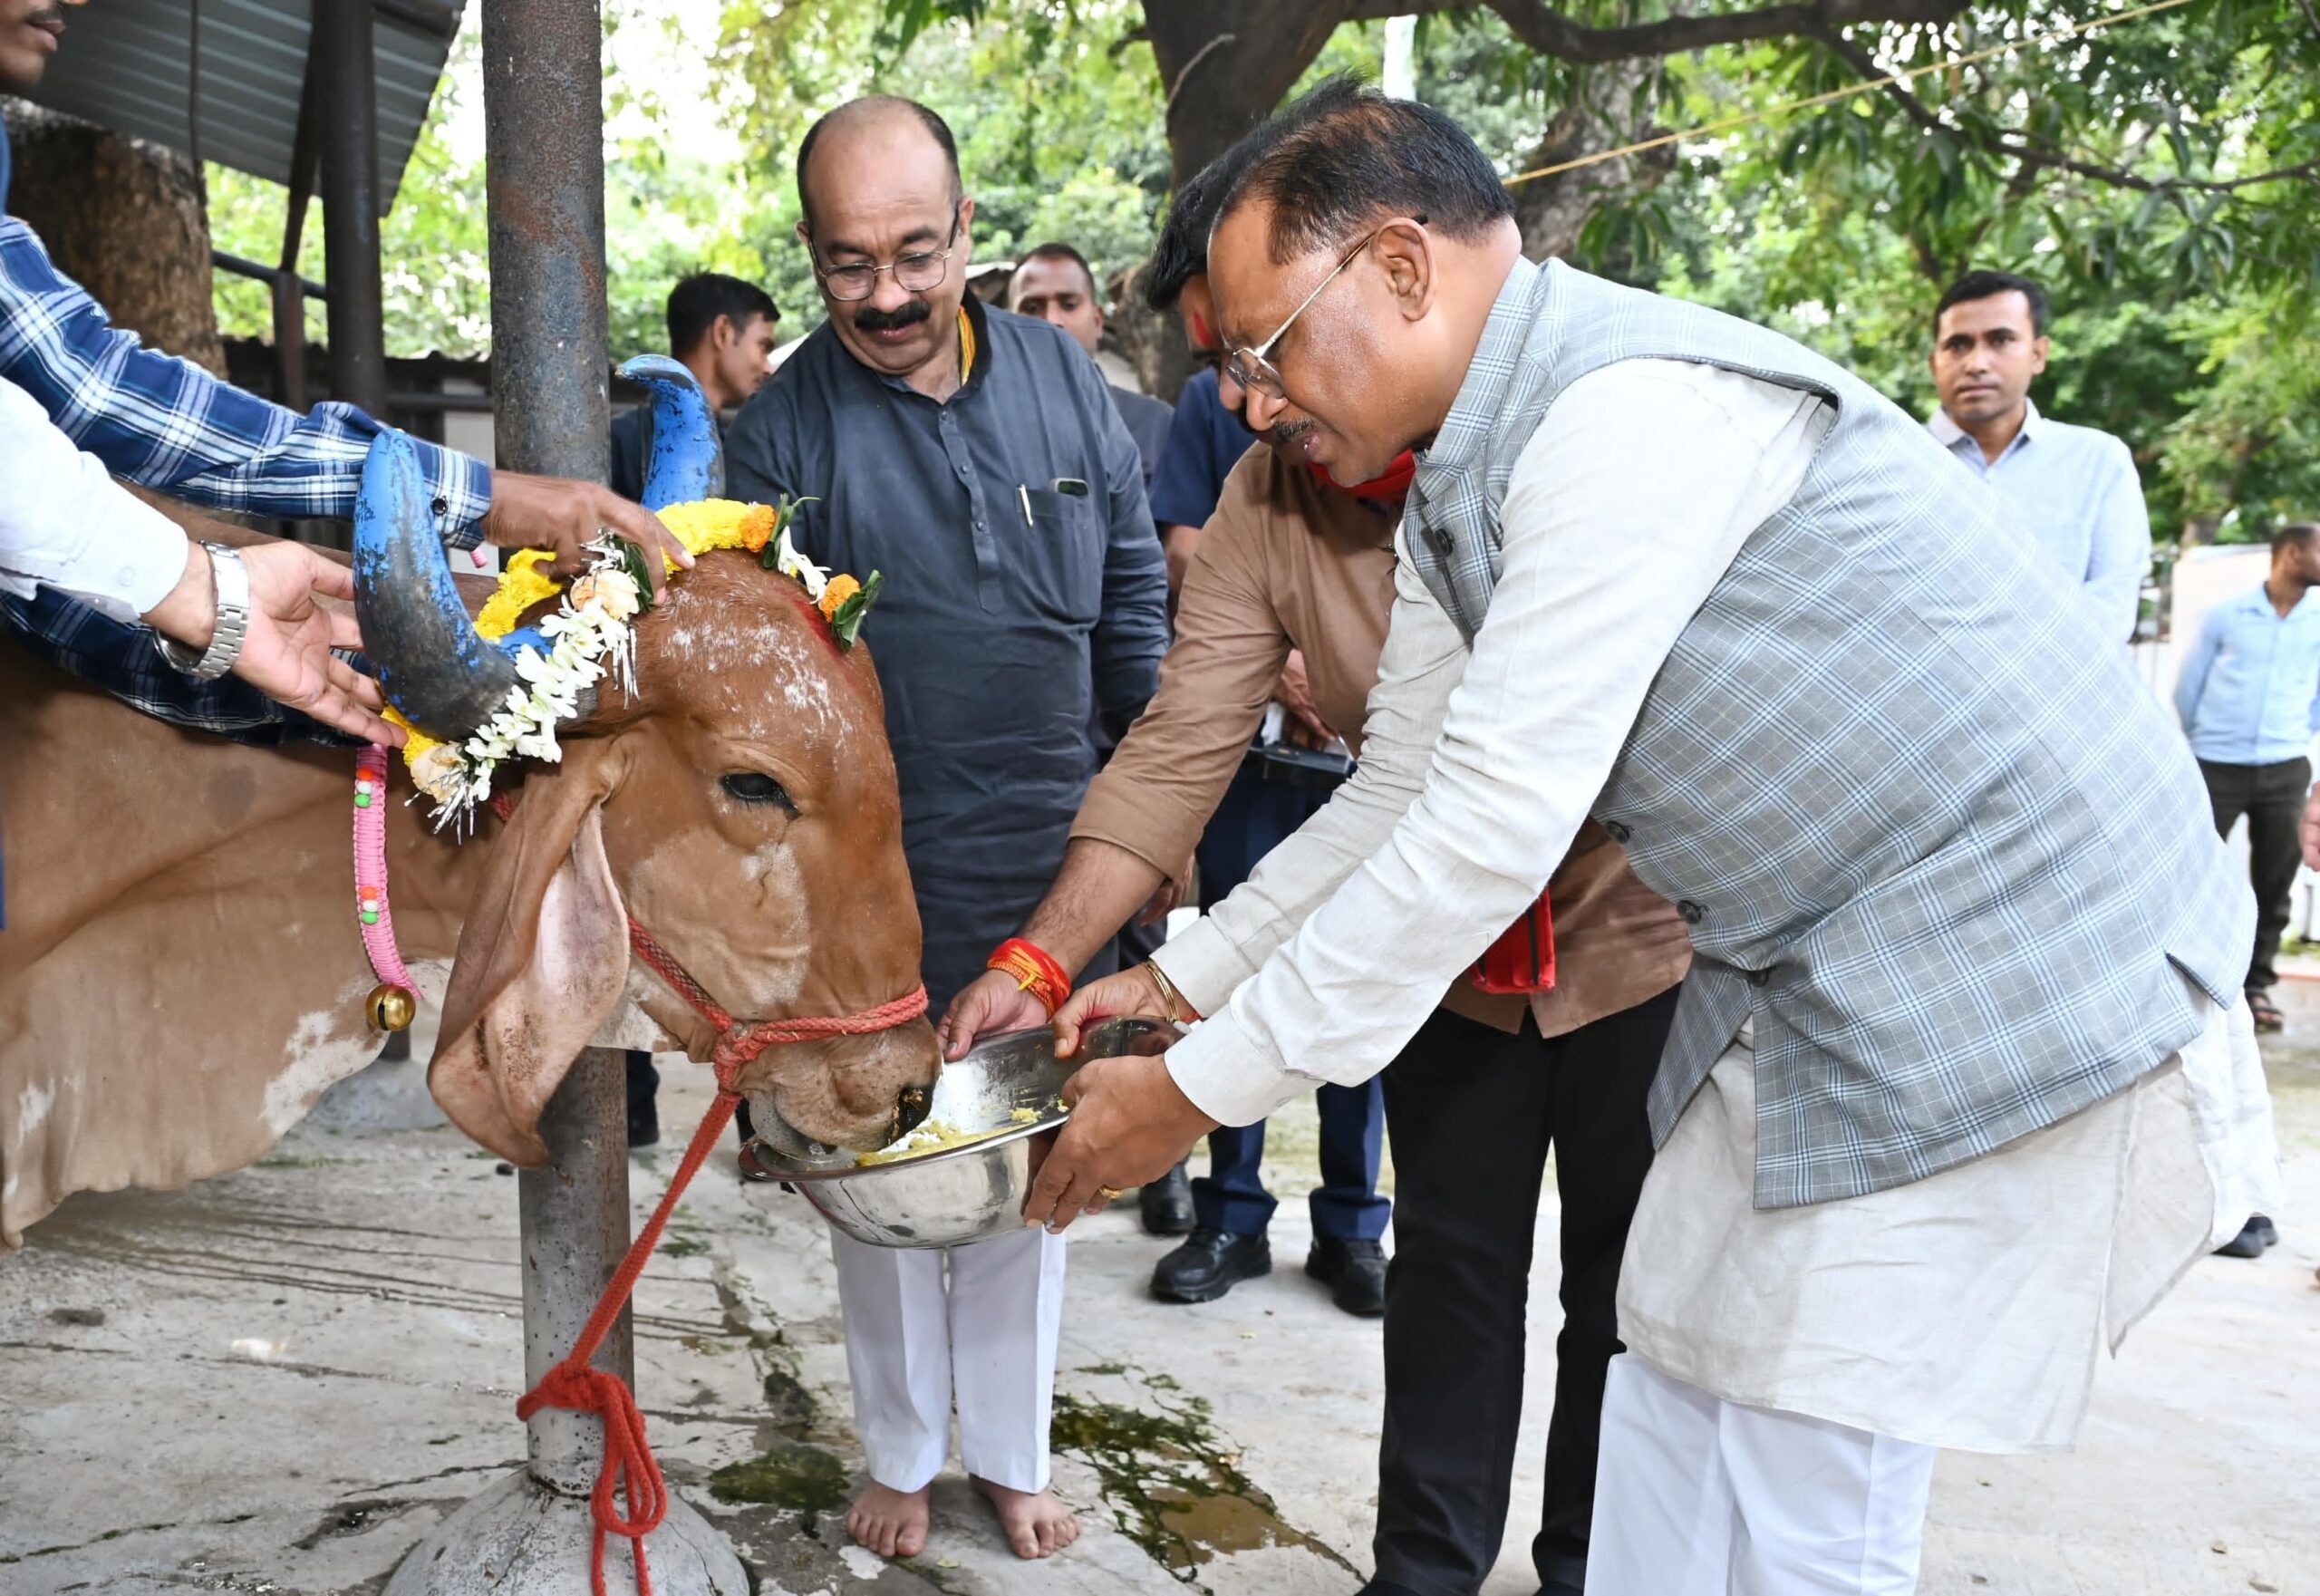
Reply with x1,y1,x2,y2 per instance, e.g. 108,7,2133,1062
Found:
2174,518,2318,1258
1928,271,2152,642
2175,521,2320,1033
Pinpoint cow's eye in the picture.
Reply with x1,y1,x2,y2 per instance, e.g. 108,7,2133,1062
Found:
720,772,796,811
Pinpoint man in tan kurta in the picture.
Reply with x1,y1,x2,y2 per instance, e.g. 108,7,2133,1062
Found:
943,384,1689,1596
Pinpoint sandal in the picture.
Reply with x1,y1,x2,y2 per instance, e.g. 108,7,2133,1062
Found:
2248,990,2286,1033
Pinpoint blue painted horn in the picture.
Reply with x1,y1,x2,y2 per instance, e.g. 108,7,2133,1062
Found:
620,353,724,510
353,430,527,740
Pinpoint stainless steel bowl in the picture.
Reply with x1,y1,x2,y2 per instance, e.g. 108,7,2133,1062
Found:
749,1016,1179,1249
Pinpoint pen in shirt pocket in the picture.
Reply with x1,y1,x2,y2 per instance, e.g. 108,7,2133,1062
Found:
1019,479,1089,525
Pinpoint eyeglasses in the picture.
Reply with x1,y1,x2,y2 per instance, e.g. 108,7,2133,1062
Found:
810,208,962,304
1223,214,1425,401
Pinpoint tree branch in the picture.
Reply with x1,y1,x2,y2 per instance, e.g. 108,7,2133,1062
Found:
1812,25,1945,134
1998,141,2320,196
1483,0,1967,64
1811,33,2320,203
1340,0,1474,20
1164,32,1239,115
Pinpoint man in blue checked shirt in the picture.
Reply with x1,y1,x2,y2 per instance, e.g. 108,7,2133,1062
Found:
0,0,689,745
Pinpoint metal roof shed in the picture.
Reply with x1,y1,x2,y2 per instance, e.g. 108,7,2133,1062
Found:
16,0,469,415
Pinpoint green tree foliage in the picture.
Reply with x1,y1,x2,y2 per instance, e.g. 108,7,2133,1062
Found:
208,20,491,358
1624,0,2320,536
201,0,2315,533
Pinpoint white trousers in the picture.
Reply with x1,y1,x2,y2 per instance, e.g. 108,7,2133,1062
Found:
829,1224,1067,1494
1586,1354,1938,1596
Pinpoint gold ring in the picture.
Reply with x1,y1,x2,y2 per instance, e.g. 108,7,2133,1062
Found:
1095,1185,1124,1201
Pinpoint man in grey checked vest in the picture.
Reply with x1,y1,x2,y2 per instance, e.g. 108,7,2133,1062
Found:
1027,81,2282,1596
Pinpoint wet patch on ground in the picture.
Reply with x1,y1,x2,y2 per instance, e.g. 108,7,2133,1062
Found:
710,1439,851,1531
1051,1367,1358,1587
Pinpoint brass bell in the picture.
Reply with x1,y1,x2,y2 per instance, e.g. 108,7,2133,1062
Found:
366,983,419,1032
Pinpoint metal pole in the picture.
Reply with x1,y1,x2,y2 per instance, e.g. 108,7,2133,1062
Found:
479,0,624,1499
315,0,390,418
480,0,612,480
514,1047,633,1493
274,43,324,413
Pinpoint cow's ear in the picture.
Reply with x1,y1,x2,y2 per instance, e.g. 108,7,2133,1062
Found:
428,739,633,1164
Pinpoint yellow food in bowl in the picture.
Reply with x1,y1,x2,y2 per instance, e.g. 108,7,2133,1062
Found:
854,1103,1062,1167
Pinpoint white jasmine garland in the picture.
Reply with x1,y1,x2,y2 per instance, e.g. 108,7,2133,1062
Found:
773,526,828,601
408,537,642,831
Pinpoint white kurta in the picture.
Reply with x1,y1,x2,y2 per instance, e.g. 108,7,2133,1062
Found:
1619,996,2281,1454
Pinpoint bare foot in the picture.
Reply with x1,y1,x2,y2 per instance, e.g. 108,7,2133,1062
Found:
846,1480,930,1559
972,1475,1080,1560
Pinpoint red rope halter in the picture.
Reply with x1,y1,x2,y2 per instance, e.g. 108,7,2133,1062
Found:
490,797,926,1593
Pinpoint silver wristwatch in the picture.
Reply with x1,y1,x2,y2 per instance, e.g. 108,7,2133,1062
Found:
152,541,252,682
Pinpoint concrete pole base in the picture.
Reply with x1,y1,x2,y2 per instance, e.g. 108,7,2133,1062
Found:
384,1468,747,1595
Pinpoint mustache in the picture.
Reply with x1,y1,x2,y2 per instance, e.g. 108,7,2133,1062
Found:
1270,417,1315,448
852,299,933,334
24,4,65,25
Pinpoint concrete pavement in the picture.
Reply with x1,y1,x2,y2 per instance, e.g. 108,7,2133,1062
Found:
3,992,2315,1596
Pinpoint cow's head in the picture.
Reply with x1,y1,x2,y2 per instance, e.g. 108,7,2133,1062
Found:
353,370,937,1166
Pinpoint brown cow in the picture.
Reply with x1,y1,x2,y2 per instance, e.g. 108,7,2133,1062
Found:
0,497,938,1248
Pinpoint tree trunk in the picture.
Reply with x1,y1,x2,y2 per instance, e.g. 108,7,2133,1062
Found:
1507,59,1674,264
1108,258,1188,401
4,101,225,374
1143,0,1349,190
1120,0,1357,400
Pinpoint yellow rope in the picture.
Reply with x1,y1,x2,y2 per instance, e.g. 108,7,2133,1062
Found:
1503,0,2204,188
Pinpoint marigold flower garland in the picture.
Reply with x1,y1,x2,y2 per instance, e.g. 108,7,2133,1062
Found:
388,497,879,828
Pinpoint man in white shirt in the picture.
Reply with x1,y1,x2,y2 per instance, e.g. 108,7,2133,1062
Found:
1926,270,2152,642
0,373,393,743
1019,81,2270,1596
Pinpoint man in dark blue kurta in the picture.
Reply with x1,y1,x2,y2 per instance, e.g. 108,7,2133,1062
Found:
721,95,1166,1564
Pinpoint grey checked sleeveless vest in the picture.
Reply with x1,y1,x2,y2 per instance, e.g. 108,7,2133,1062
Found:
1407,258,2251,1207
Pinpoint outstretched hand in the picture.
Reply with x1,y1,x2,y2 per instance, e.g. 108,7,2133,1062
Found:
1020,1049,1217,1233
1049,963,1184,1060
143,537,401,745
937,969,1054,1061
235,541,403,744
482,471,693,595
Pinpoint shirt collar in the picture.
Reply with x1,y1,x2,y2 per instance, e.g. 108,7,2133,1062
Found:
1928,395,2043,458
2238,580,2312,620
1416,254,1539,482
861,292,991,402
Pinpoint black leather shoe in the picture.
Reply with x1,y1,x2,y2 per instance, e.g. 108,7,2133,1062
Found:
1140,1159,1194,1236
2215,1215,2271,1258
1152,1226,1270,1303
1308,1237,1388,1317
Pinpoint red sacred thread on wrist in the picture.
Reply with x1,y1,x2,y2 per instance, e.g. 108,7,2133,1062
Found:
990,937,1072,1016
